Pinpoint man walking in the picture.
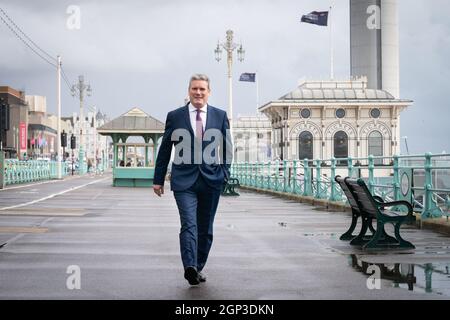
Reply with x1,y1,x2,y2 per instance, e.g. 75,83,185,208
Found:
153,74,232,285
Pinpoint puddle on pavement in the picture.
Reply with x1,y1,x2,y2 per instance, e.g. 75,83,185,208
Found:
349,254,450,297
302,232,338,239
276,222,339,239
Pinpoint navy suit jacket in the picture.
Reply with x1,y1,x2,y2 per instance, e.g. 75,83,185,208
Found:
153,104,232,192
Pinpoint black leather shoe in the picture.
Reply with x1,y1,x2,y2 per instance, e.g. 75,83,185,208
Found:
184,267,200,285
198,272,206,283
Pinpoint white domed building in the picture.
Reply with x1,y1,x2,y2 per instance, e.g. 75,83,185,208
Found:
259,77,412,163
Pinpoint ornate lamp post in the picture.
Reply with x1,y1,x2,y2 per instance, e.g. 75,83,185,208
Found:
71,75,92,175
214,30,245,131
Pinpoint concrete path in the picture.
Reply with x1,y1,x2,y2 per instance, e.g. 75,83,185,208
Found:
0,173,449,299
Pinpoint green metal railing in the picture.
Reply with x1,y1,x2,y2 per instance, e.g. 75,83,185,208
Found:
0,153,110,188
3,160,72,185
232,153,450,220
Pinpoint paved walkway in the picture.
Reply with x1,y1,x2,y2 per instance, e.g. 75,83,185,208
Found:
0,173,450,299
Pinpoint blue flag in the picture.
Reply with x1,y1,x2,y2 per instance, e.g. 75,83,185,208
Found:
239,73,256,82
301,11,328,26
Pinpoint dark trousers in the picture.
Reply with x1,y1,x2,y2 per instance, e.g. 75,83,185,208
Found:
173,175,222,272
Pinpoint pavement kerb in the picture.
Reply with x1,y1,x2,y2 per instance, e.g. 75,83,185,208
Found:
239,185,450,237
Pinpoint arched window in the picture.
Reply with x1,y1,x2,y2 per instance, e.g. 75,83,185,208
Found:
298,131,313,160
368,131,383,165
334,131,348,165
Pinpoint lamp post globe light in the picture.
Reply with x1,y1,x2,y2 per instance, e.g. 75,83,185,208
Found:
214,29,245,131
71,75,92,175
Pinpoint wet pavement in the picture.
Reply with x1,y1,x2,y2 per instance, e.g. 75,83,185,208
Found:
0,172,450,299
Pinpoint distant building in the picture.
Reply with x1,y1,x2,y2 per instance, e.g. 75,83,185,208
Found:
26,95,59,159
232,114,272,163
259,78,412,163
0,86,28,159
63,110,110,164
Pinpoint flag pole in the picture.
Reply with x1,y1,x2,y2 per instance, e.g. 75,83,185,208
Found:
329,5,334,80
256,71,259,114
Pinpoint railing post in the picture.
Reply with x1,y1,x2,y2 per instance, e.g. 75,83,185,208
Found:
252,163,256,187
293,160,298,194
368,155,375,194
422,153,442,219
248,162,252,186
329,158,337,202
348,157,353,178
303,159,312,196
239,163,243,183
315,160,322,199
424,153,433,219
274,160,279,191
244,161,250,186
19,161,24,183
259,162,264,188
255,162,259,187
393,155,400,201
283,160,288,193
255,162,259,188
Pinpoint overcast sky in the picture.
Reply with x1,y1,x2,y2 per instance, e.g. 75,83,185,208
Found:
0,0,449,154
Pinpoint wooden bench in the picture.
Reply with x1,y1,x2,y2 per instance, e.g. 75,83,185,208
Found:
335,175,377,241
222,177,240,196
335,176,398,245
344,178,415,250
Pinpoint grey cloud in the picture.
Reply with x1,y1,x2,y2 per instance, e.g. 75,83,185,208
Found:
0,0,448,153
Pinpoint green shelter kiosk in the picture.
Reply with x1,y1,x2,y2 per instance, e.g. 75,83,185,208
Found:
97,108,165,187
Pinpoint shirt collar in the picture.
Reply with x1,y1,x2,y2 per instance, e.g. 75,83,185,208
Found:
189,102,208,113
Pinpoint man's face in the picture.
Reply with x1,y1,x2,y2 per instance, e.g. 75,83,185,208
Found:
189,80,210,108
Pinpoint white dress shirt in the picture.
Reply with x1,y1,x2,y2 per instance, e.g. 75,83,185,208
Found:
188,103,207,138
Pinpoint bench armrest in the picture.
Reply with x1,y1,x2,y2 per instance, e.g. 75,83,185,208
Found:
373,196,384,203
375,200,413,215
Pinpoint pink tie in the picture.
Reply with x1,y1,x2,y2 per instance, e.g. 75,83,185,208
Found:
196,109,203,139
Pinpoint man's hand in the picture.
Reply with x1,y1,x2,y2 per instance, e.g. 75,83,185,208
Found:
153,184,164,197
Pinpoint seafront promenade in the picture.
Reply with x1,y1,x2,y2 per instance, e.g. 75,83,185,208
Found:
1,172,450,299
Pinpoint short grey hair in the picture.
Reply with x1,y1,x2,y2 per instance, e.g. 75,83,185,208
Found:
189,74,210,90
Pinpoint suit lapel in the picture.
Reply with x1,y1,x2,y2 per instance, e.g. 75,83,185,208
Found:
205,105,213,132
183,104,195,137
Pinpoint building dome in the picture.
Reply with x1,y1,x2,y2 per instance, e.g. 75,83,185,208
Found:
279,80,395,101
280,87,395,100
